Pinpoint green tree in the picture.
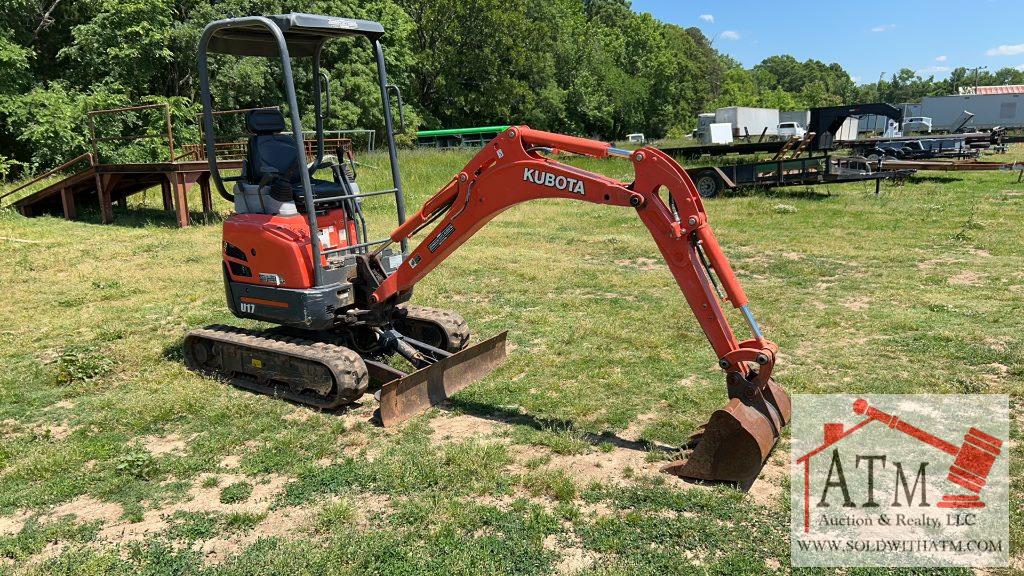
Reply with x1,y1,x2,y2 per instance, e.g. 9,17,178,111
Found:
57,0,174,97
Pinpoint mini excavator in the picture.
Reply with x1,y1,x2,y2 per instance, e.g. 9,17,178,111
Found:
186,13,791,483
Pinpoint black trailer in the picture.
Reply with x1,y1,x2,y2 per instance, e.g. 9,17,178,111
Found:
659,139,787,159
684,154,914,198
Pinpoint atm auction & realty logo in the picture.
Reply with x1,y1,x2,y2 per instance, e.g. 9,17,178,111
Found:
790,394,1009,568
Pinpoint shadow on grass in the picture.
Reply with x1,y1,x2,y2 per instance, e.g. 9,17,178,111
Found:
446,397,770,491
907,175,962,184
445,397,677,455
726,186,832,201
22,204,222,229
163,335,767,491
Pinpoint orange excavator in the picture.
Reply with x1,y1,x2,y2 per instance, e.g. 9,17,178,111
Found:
185,13,790,483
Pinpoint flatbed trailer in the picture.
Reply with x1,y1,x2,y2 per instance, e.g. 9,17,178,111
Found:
684,154,915,198
659,139,786,159
871,158,1024,173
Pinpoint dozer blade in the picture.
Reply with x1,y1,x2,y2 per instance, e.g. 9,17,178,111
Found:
377,331,508,427
663,379,791,483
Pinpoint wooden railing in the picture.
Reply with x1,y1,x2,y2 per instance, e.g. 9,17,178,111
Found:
0,152,95,206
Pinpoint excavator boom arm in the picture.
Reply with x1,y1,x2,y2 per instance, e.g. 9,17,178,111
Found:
373,127,765,365
371,127,790,482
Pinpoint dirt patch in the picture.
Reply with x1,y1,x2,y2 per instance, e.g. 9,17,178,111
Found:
49,400,75,410
780,252,805,261
948,270,984,286
186,473,289,514
746,450,787,508
916,256,964,271
578,501,613,519
429,413,503,445
614,257,664,271
35,421,74,441
536,444,670,488
840,296,871,312
219,455,241,469
982,336,1010,353
978,363,1011,387
94,472,292,545
544,534,601,574
283,408,313,422
141,433,188,456
199,504,317,565
48,495,123,524
0,510,32,535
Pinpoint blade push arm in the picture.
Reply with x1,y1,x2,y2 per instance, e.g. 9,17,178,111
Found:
372,126,776,388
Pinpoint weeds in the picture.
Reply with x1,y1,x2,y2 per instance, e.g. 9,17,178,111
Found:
218,481,253,504
52,345,113,385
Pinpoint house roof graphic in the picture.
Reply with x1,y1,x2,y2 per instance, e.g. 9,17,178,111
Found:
795,398,1002,532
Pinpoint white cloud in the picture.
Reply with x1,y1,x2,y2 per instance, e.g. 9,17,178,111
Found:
699,14,714,23
850,75,862,83
720,30,741,40
870,24,896,33
986,43,1024,56
1017,64,1024,71
918,65,951,74
935,55,947,62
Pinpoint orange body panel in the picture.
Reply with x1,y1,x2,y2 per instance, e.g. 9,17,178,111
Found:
222,208,356,289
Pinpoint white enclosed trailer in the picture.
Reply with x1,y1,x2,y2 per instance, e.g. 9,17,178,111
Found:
920,93,1024,130
715,107,780,137
780,110,810,126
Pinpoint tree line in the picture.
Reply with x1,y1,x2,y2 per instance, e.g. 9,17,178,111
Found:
2,0,1022,176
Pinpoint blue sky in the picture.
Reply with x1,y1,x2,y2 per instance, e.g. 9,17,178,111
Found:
630,0,1024,84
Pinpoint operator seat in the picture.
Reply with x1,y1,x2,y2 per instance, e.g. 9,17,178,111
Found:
244,108,345,203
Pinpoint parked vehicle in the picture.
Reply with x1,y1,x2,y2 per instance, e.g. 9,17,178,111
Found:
626,133,646,144
776,122,806,140
903,117,933,133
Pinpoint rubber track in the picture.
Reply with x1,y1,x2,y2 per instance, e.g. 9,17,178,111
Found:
184,324,369,409
396,304,471,352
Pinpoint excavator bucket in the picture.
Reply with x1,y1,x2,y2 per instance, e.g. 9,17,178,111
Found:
377,331,508,426
663,379,791,483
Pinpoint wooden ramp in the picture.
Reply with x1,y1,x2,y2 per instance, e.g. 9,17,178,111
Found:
7,158,241,227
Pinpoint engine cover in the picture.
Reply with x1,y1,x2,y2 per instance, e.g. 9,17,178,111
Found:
221,208,356,290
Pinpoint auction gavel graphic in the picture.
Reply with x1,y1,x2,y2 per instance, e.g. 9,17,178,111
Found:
853,399,1003,508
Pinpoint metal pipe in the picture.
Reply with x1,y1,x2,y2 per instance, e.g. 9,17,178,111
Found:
165,104,175,162
374,39,408,254
322,238,389,254
608,147,632,158
312,187,399,203
740,305,764,342
0,152,94,204
197,16,324,286
312,43,326,172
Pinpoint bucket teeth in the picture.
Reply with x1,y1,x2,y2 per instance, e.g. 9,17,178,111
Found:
663,378,790,484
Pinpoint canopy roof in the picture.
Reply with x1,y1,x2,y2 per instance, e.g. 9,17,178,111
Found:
207,13,384,57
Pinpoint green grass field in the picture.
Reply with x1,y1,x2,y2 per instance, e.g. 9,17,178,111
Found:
0,145,1021,575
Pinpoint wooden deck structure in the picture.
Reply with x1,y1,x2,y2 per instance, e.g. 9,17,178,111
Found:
1,102,356,227
8,158,242,227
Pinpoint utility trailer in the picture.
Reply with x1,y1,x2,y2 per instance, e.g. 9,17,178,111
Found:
684,153,914,198
841,131,1005,159
660,139,787,159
